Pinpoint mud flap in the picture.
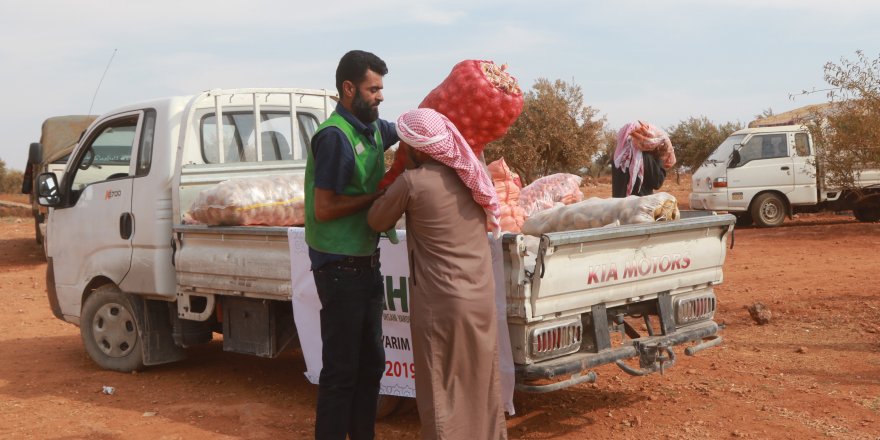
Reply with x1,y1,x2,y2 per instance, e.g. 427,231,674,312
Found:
140,298,187,366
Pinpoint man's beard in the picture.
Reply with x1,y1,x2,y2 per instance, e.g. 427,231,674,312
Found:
352,89,379,123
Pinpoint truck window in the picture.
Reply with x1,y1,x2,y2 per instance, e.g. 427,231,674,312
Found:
738,134,788,165
136,109,157,176
794,132,811,156
200,111,320,164
69,116,138,193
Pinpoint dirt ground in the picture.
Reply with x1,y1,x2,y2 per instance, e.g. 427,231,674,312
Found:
1,179,879,439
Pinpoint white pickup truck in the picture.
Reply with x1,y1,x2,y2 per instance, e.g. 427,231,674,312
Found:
36,88,735,393
690,123,880,227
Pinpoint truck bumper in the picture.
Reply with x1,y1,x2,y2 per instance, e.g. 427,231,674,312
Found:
515,320,719,392
689,192,733,211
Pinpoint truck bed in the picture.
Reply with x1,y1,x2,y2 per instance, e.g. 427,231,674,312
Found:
173,224,293,301
174,212,734,311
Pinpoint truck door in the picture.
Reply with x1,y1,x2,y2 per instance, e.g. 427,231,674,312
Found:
47,111,144,315
726,133,794,209
788,132,818,205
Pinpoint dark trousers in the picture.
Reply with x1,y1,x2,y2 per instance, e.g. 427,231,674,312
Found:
313,257,386,440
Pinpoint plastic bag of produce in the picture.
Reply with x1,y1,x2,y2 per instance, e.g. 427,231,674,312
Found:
521,192,679,236
187,174,306,226
488,158,525,233
518,173,584,217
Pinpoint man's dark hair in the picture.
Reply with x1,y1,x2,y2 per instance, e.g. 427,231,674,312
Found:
335,50,388,96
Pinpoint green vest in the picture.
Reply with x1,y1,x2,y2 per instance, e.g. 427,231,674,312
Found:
305,112,385,256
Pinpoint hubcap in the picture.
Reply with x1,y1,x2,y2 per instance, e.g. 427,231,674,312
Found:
91,302,137,357
761,201,780,221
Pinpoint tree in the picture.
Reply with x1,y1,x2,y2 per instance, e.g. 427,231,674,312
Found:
589,128,618,178
807,51,880,197
667,117,743,174
484,78,605,184
753,107,774,120
0,158,25,194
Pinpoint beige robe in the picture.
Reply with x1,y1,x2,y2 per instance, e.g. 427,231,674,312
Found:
368,162,507,440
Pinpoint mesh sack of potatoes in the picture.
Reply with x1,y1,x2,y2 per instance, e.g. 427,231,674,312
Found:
187,174,306,226
518,173,584,217
521,192,680,236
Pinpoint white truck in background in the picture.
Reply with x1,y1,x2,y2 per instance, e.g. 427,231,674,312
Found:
35,88,734,400
690,121,880,227
21,115,97,247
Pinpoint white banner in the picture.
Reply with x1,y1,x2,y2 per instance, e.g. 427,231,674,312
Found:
289,227,515,414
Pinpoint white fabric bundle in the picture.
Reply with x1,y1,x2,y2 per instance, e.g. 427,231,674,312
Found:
521,192,679,236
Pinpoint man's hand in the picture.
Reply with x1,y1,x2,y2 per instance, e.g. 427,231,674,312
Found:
314,187,385,222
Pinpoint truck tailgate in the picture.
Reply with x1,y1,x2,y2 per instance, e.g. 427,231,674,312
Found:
504,214,735,319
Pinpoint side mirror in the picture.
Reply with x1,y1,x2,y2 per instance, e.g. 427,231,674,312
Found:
729,148,742,168
37,173,61,206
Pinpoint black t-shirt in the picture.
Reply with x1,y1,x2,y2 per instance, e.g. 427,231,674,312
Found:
612,151,666,198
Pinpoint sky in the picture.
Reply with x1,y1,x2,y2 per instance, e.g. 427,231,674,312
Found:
2,0,879,171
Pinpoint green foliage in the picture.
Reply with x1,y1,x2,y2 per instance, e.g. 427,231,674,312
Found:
667,117,743,172
588,128,618,178
0,158,25,194
484,78,605,184
808,50,880,195
0,159,24,194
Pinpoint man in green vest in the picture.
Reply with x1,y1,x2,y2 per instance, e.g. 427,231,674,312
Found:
305,50,398,440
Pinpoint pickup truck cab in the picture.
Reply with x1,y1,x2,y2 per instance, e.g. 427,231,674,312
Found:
36,88,734,395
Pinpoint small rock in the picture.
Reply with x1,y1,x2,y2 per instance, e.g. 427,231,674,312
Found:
795,346,807,354
747,302,772,325
143,412,157,417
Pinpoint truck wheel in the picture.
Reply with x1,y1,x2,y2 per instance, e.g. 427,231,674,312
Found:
34,217,43,245
734,212,753,227
81,285,145,372
854,207,880,222
751,193,786,228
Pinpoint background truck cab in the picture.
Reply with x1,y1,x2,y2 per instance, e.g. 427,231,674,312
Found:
690,123,880,227
21,115,97,248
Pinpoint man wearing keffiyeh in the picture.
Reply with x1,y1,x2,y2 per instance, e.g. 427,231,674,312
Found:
368,108,508,440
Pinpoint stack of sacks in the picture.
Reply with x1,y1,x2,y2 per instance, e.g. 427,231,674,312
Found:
518,173,584,217
521,192,680,236
187,174,306,226
488,158,525,233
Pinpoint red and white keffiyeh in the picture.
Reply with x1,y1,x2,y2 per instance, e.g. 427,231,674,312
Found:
396,108,501,238
613,121,675,196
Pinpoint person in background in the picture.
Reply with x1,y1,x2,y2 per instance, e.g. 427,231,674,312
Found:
304,49,399,440
612,121,672,197
367,108,508,440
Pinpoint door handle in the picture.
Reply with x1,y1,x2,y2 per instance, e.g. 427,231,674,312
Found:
780,166,790,170
119,212,133,239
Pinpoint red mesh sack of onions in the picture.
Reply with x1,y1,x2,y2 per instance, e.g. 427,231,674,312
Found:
379,60,524,189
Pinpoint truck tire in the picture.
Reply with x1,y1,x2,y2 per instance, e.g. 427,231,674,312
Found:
80,285,145,372
751,193,786,228
853,207,880,222
34,217,43,245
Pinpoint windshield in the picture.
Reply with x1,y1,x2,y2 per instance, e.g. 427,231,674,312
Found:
706,134,746,163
